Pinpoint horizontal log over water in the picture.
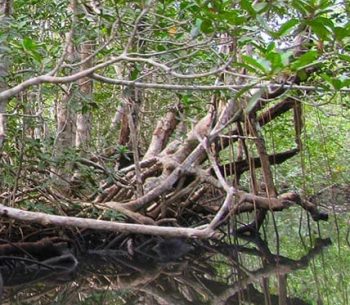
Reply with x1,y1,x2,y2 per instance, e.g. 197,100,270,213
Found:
0,204,215,239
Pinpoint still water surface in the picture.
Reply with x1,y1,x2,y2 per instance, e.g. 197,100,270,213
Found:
0,207,349,305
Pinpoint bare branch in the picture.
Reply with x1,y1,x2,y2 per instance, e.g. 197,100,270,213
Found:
92,74,350,92
0,203,215,239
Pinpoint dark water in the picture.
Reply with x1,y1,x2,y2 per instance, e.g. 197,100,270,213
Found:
0,208,349,305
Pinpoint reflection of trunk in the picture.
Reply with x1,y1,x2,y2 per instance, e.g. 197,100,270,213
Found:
0,235,324,305
246,116,278,232
76,42,93,151
81,236,327,305
278,274,287,305
229,284,310,305
0,0,13,149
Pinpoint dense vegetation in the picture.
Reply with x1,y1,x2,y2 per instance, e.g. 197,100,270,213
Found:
0,0,349,238
0,1,350,304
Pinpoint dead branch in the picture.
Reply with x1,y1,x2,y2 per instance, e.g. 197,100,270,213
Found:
0,203,216,239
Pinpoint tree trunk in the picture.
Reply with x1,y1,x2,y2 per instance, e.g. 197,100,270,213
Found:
0,0,13,149
75,42,93,151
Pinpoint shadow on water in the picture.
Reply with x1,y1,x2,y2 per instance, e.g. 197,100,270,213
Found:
1,182,350,305
0,226,342,305
0,189,349,304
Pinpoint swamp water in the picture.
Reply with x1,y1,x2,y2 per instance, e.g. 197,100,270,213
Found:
0,192,349,305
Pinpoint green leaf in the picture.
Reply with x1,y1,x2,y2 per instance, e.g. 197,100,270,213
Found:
261,42,285,72
180,1,190,10
332,79,342,90
21,37,42,62
242,55,268,74
22,37,37,51
320,73,333,85
337,75,350,89
334,27,349,41
222,11,245,25
341,79,350,88
240,0,256,17
292,0,314,15
296,69,308,81
156,44,166,52
245,89,264,114
266,42,275,53
130,66,140,80
291,50,319,71
182,94,196,106
32,52,43,62
320,74,350,89
81,104,89,114
266,52,283,71
339,54,350,63
308,17,333,40
281,50,293,66
200,19,213,34
253,2,268,13
276,19,299,37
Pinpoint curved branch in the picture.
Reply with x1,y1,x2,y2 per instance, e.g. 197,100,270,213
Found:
0,56,125,102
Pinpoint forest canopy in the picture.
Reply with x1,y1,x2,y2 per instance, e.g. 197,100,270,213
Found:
0,0,349,238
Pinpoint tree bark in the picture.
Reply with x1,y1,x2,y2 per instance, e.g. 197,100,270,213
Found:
0,0,13,149
76,42,93,151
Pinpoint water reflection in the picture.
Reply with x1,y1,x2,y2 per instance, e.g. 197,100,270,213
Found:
0,234,333,305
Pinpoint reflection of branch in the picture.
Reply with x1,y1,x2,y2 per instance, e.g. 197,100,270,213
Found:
83,237,331,305
0,234,331,305
140,284,193,305
227,284,311,305
211,238,331,305
2,254,77,287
